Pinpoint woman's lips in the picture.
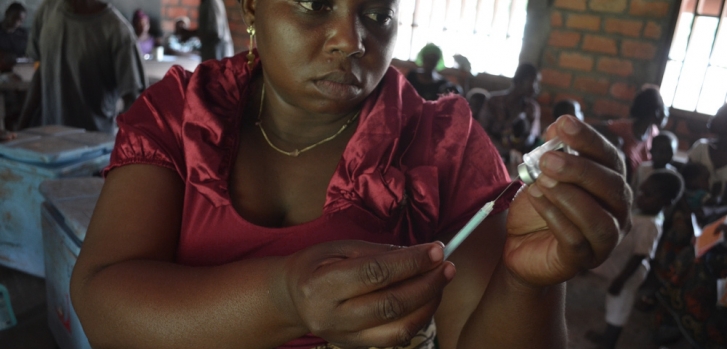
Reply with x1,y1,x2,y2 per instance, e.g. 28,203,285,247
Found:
314,79,362,100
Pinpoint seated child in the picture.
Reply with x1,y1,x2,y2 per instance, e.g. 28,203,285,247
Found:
552,99,584,121
587,170,684,349
165,16,201,56
631,131,679,190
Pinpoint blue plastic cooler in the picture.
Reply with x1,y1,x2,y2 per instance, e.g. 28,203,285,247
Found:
40,177,103,349
0,126,113,277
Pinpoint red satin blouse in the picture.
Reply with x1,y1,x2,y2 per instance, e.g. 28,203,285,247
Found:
106,54,516,348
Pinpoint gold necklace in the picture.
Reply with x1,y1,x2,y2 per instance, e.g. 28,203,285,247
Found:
255,84,360,157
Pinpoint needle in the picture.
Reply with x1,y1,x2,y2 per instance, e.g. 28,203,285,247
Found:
442,177,520,259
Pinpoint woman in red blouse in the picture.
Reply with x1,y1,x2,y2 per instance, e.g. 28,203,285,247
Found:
70,1,632,348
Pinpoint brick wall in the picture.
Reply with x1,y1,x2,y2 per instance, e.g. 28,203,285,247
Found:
538,0,679,125
160,0,199,33
160,0,247,53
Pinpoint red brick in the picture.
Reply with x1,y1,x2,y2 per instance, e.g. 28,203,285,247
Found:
541,68,573,88
548,30,582,48
604,18,644,37
597,57,634,77
589,0,628,13
232,37,246,53
643,21,662,39
162,19,176,33
629,0,671,18
227,7,243,21
573,76,611,95
560,52,595,71
554,0,587,11
582,35,618,55
621,40,658,60
229,21,248,37
161,0,179,5
187,8,199,20
166,6,190,19
593,99,631,117
538,91,554,106
551,11,564,27
543,50,558,66
180,0,197,6
566,14,601,31
610,82,638,101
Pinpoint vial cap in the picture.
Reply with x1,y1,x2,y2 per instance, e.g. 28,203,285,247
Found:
517,163,536,185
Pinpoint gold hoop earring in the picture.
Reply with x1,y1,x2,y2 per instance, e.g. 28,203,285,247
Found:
246,25,256,68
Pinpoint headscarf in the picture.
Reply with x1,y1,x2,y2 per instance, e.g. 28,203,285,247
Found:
415,43,446,71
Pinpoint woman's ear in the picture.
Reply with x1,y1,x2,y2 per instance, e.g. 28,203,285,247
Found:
239,0,256,27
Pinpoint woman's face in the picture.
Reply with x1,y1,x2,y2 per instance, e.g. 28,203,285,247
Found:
134,16,150,37
246,0,399,115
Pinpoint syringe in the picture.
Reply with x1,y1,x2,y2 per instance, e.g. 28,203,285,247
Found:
442,178,520,259
442,137,575,259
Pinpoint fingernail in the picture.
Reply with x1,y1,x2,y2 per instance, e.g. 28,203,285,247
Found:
541,153,566,172
429,246,443,262
444,263,456,280
528,184,544,198
538,174,558,188
561,115,581,135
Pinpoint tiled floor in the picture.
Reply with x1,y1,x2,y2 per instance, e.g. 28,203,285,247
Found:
0,265,693,349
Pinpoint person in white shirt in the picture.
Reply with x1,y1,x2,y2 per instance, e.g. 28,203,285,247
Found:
631,131,680,191
587,170,684,349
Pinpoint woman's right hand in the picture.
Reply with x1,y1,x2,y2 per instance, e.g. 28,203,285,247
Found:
282,240,455,348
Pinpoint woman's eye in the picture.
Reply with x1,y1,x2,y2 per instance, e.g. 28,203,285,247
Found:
298,1,331,12
365,12,393,25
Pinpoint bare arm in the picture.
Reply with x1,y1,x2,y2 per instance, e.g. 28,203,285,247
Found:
71,165,306,348
438,116,629,348
434,213,566,349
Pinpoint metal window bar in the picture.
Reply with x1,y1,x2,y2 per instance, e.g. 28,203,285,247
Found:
403,0,519,60
668,0,727,113
693,0,726,112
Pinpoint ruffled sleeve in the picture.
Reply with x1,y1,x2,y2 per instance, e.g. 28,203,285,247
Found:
430,96,519,238
325,67,519,245
104,66,191,178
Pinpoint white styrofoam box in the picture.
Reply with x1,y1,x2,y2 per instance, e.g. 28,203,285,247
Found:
22,125,85,137
40,177,102,349
0,137,105,164
0,131,41,146
0,147,109,277
60,132,116,154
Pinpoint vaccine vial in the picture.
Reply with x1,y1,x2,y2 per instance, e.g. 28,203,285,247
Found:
517,137,573,184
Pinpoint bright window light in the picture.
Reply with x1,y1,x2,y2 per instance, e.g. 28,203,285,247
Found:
394,0,529,78
662,0,727,116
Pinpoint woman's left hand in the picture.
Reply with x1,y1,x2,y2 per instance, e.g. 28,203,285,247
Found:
504,115,632,287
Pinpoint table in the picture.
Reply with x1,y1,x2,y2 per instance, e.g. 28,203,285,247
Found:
143,55,201,85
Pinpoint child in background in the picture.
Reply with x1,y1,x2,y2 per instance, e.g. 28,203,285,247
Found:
689,105,727,213
587,170,684,349
595,87,668,182
552,99,584,121
631,131,680,190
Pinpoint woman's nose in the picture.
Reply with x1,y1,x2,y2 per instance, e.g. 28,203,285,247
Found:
325,14,366,58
